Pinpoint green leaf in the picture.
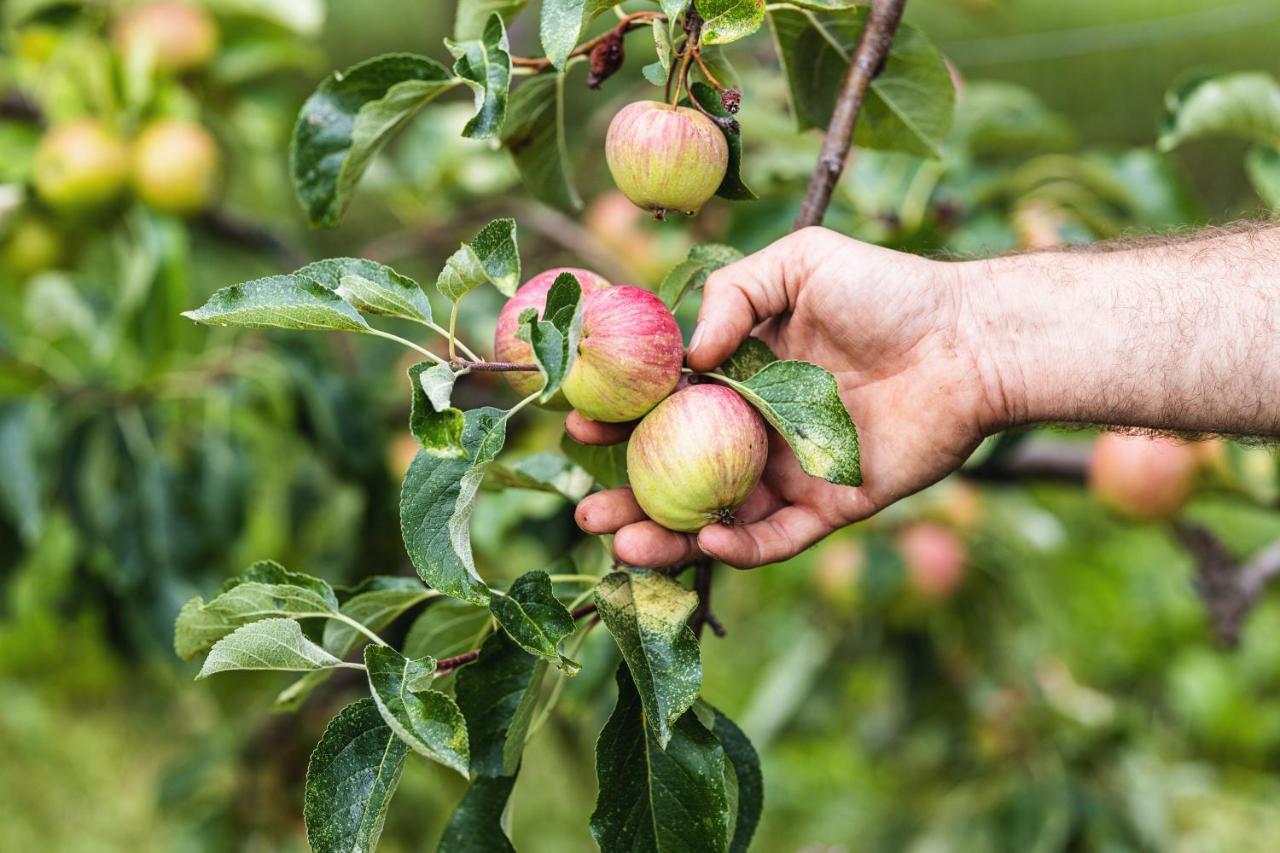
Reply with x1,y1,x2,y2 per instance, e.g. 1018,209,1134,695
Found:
688,82,756,201
439,773,518,852
642,18,673,85
709,706,763,853
323,577,433,658
486,452,594,501
590,666,730,853
594,569,701,747
175,560,339,660
699,0,766,45
501,72,581,211
436,218,522,300
197,618,345,678
515,272,582,403
657,242,744,310
400,407,510,604
1246,145,1280,208
182,274,370,332
712,360,861,486
454,0,530,40
768,5,955,158
446,14,513,140
455,630,547,776
404,599,493,660
540,0,619,69
305,698,407,853
291,53,462,227
0,402,43,544
660,0,691,18
296,257,433,323
418,362,459,412
560,433,628,489
491,570,578,669
408,361,466,458
364,646,470,774
1158,71,1280,152
720,337,778,382
472,217,522,297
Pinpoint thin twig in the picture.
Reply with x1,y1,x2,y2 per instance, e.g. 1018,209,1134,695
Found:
435,650,481,673
794,0,908,229
570,603,598,620
692,48,727,92
688,559,717,639
510,12,664,72
451,359,540,372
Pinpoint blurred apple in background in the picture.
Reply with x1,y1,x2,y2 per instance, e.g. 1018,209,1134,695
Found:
584,190,691,286
898,521,967,601
1087,432,1199,521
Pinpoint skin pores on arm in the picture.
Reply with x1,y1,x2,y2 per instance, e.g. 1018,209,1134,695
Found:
962,225,1280,438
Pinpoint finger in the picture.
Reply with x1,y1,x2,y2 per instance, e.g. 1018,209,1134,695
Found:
575,489,647,534
565,411,634,445
688,232,810,372
613,521,702,568
697,505,832,569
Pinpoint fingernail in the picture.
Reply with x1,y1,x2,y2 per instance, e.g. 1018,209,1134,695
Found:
688,322,707,354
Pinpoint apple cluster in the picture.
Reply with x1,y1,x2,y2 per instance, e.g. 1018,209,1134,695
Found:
3,3,222,278
494,268,767,533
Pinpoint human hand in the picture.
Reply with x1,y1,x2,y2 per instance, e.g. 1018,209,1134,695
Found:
568,226,1005,569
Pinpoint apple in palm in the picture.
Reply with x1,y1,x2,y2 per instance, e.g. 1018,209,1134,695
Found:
627,384,767,532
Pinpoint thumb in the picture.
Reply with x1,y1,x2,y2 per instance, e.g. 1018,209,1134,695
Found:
687,234,800,372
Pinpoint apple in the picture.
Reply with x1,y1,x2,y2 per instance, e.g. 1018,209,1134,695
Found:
605,101,727,218
130,119,219,214
32,120,129,213
113,2,219,74
627,384,767,532
898,522,967,600
561,285,683,422
494,267,611,407
1087,432,1199,521
2,215,62,278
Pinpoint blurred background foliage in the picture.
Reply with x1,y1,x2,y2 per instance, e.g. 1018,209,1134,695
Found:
1,0,1279,850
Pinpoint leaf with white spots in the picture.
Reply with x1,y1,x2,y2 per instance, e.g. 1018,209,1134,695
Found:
594,569,701,747
711,360,861,487
304,698,407,853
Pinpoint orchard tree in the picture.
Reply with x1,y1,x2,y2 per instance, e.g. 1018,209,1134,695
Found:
172,1,1280,851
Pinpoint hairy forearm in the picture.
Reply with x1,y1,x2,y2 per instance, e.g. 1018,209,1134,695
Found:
963,225,1280,436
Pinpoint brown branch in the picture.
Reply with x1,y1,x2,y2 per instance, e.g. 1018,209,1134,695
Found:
453,359,539,372
198,209,306,270
794,0,908,229
961,439,1090,485
1173,523,1280,648
570,603,598,620
511,12,664,73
